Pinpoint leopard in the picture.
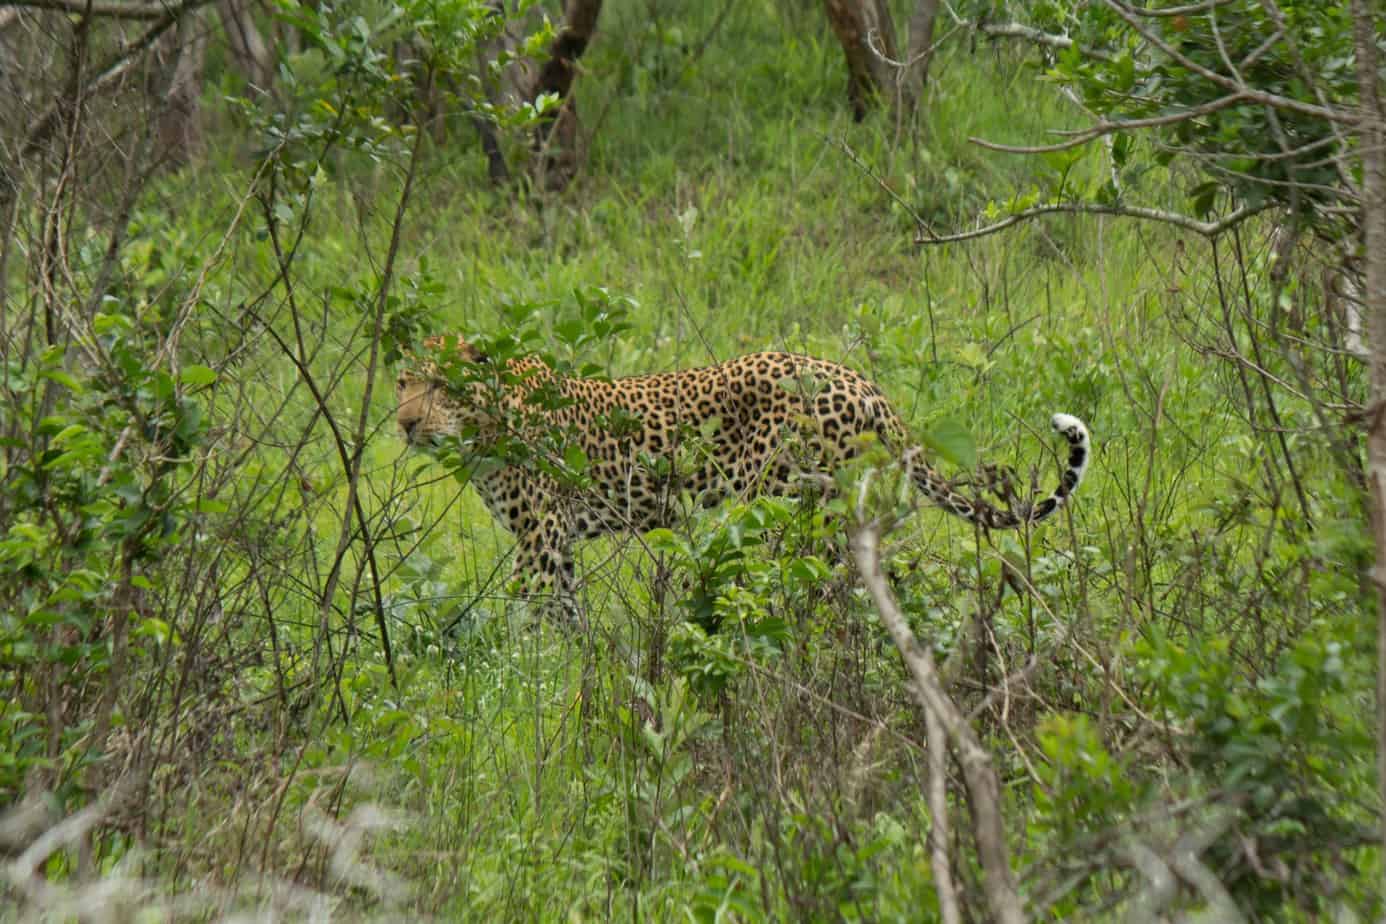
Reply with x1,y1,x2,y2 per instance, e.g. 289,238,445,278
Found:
396,335,1091,621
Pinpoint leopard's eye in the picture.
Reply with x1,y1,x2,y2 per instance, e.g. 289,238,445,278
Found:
396,375,408,389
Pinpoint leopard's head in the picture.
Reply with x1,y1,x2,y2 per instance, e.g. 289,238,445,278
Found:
396,335,492,445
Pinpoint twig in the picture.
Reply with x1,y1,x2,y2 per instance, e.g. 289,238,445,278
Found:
829,134,929,230
4,786,126,903
1120,0,1238,16
969,93,1250,156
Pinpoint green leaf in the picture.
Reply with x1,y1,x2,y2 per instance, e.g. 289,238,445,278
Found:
554,319,586,346
40,369,83,392
921,419,978,470
135,617,172,646
563,443,589,473
48,424,88,447
956,342,989,370
93,312,133,335
1112,133,1131,168
179,365,217,388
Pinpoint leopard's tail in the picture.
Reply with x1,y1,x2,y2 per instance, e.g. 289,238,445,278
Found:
909,413,1090,529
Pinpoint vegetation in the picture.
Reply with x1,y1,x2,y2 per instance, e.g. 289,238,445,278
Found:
0,0,1380,919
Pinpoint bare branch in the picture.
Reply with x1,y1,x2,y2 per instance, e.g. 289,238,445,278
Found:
975,20,1115,62
1122,839,1178,921
0,0,175,18
915,200,1273,246
4,786,128,903
1167,843,1245,921
970,93,1250,155
1197,159,1354,202
9,0,216,171
831,134,931,230
1180,131,1341,165
924,707,962,924
1254,0,1358,195
1234,22,1285,72
1121,0,1238,16
851,512,1025,924
976,5,1349,124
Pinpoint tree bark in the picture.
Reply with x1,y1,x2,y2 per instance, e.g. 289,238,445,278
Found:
528,0,602,189
898,0,939,116
823,0,898,120
473,1,529,183
924,705,963,924
157,7,207,165
472,0,600,190
1348,0,1386,887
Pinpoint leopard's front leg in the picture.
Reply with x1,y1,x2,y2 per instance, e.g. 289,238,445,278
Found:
509,505,582,631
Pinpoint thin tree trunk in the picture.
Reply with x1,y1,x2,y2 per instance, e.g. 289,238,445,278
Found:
472,109,510,184
898,0,939,117
924,706,963,924
217,0,273,92
528,0,602,189
158,8,207,165
823,0,898,120
473,1,529,184
1349,0,1386,885
533,0,602,100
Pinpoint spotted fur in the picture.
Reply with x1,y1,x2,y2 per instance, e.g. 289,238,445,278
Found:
397,336,1091,616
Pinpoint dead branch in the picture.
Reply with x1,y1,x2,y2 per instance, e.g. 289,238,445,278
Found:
851,507,1024,924
924,706,962,924
1124,0,1251,17
0,0,173,18
975,20,1115,62
915,200,1273,246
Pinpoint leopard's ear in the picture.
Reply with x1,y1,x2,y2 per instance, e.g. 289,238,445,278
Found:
459,341,490,364
422,334,489,364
